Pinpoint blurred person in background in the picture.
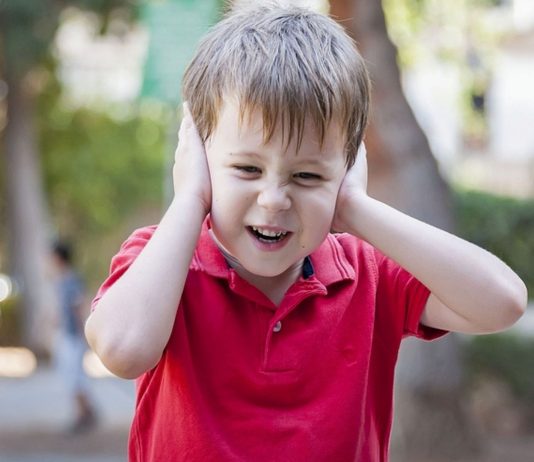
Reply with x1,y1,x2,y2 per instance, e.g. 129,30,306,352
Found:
51,241,98,434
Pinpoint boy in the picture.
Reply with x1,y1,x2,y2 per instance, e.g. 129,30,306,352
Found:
85,3,527,461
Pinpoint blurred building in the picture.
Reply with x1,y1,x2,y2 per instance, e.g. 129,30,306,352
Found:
403,0,534,198
55,1,326,107
55,10,147,106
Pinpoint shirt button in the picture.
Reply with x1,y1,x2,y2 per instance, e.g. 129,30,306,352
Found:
273,321,282,333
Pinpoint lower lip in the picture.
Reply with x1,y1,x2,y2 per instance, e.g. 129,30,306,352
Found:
246,227,292,251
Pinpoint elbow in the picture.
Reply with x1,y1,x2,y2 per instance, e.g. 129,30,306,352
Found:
493,278,528,332
95,342,159,380
509,279,528,323
85,314,160,379
99,348,159,380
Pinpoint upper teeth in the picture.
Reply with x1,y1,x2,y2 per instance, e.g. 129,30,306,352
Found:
252,226,287,237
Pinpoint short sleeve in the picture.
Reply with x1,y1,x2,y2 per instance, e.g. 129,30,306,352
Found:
374,249,447,341
91,225,157,311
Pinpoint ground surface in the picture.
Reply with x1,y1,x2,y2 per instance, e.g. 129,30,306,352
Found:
0,367,133,462
1,366,532,462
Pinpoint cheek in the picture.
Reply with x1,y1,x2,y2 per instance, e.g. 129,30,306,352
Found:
306,187,339,212
208,175,233,220
298,189,338,230
210,175,251,212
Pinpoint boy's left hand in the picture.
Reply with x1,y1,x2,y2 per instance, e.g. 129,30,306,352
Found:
332,143,368,234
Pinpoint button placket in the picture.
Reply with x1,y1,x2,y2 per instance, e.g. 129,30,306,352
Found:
261,280,327,371
262,318,285,369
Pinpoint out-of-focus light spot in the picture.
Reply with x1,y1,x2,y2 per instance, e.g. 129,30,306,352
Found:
0,274,13,302
0,347,37,378
83,350,115,378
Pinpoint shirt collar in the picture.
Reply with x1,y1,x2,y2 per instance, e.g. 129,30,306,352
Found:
309,233,356,285
194,217,355,287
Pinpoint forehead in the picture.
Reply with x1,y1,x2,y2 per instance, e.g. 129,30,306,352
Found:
212,97,345,160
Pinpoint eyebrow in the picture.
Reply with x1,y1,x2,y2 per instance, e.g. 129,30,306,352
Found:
228,151,262,159
228,151,329,167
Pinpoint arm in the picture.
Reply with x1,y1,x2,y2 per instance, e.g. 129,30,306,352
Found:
85,104,211,379
333,146,527,335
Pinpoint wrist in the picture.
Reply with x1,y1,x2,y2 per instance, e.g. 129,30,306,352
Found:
172,171,211,217
337,192,376,238
168,193,209,224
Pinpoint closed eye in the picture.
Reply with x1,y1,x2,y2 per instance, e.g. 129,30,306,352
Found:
293,172,322,180
235,165,261,174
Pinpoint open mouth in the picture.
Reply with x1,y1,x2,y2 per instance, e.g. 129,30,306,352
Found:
247,226,290,244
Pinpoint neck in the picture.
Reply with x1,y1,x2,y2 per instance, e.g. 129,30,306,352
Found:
208,229,303,305
208,229,244,271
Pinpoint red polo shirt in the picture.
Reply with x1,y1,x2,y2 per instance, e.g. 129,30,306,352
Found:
92,221,446,462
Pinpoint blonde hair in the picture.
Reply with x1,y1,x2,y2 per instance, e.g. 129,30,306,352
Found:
182,1,370,168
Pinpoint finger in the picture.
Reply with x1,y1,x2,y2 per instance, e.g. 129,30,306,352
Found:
178,104,194,144
182,102,204,140
181,102,192,129
178,104,206,160
183,101,190,117
357,142,367,157
178,107,187,136
182,103,190,127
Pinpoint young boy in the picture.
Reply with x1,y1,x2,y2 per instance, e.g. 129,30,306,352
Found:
85,3,527,461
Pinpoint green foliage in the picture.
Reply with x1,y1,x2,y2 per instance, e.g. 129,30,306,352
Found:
0,0,60,76
34,63,168,290
452,189,534,411
465,333,534,401
453,189,534,298
0,0,136,78
39,101,166,236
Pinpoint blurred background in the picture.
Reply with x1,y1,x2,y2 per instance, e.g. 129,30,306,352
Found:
0,0,532,461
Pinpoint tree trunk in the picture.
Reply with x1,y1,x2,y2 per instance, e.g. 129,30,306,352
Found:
330,1,480,460
3,73,56,357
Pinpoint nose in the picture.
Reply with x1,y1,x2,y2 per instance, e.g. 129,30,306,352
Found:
257,181,291,212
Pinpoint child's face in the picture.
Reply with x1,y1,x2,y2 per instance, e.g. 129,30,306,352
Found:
205,98,347,278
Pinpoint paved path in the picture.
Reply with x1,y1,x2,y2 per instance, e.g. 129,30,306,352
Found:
0,366,135,462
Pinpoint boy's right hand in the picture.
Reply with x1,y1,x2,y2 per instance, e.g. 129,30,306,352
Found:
173,102,212,216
